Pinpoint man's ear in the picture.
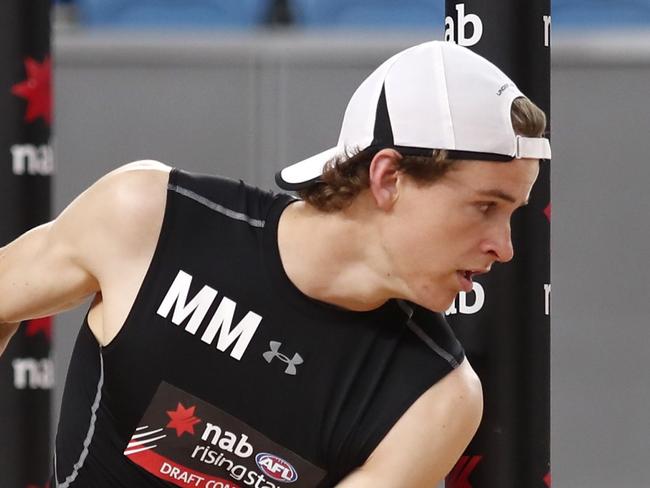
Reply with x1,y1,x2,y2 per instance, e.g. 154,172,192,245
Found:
368,148,403,210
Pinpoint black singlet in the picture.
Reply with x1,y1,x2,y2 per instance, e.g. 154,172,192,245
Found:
53,168,465,488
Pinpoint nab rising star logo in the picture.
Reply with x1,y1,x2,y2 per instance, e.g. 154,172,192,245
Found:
255,453,298,483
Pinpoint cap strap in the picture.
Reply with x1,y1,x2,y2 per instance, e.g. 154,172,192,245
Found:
516,136,552,159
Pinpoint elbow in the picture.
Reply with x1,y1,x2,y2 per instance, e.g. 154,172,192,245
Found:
0,309,17,326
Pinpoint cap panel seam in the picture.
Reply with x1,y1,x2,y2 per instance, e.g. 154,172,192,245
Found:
437,43,457,148
380,43,430,137
339,50,404,153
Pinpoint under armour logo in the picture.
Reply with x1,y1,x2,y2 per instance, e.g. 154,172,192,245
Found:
263,341,303,375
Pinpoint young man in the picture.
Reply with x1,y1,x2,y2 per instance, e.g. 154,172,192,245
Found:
0,41,550,487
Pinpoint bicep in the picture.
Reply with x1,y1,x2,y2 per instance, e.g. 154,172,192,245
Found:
0,219,99,323
0,159,171,324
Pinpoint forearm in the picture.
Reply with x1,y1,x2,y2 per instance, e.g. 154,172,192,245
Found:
0,323,20,357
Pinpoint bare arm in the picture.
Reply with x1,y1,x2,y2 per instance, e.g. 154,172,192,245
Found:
0,221,99,325
0,159,170,355
0,217,99,359
335,360,483,488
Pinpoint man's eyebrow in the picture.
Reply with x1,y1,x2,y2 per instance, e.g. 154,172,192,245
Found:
476,189,529,206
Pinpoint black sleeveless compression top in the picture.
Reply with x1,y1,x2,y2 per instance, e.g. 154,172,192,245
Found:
53,168,464,488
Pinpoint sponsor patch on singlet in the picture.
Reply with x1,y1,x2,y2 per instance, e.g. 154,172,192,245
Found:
124,382,326,488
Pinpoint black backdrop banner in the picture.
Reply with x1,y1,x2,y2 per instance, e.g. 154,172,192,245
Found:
443,1,551,487
0,0,53,486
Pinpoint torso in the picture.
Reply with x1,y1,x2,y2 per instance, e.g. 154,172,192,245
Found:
55,166,466,487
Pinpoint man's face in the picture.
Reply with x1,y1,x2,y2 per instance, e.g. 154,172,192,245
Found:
382,158,540,312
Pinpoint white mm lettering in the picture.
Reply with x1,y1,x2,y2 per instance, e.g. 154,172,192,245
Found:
200,297,262,360
157,270,217,334
157,270,262,360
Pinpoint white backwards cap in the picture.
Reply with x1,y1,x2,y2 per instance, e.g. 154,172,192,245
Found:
276,40,551,191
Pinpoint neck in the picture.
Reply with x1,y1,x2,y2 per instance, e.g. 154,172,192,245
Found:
277,196,404,312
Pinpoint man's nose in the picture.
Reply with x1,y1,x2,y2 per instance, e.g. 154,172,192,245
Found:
483,223,514,263
498,234,515,263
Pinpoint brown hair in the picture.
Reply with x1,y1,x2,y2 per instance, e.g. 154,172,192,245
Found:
298,97,547,212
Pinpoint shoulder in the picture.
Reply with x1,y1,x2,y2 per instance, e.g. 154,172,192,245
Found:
83,160,171,245
426,356,483,406
382,358,483,458
53,160,173,279
101,159,172,244
339,360,482,488
97,159,172,214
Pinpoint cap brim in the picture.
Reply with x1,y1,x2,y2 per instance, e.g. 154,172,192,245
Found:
275,146,341,191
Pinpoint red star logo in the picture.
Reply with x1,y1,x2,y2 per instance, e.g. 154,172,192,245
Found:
25,317,52,342
166,402,201,437
544,202,551,222
543,471,552,487
11,56,52,126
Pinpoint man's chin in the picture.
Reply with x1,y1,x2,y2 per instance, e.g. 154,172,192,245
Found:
410,292,456,314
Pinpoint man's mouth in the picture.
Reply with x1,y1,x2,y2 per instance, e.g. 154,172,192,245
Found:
457,270,474,292
457,268,489,292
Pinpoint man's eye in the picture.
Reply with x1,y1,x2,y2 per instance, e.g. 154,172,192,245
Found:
477,202,496,213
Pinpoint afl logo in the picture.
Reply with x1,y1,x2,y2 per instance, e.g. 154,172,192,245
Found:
255,452,298,483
